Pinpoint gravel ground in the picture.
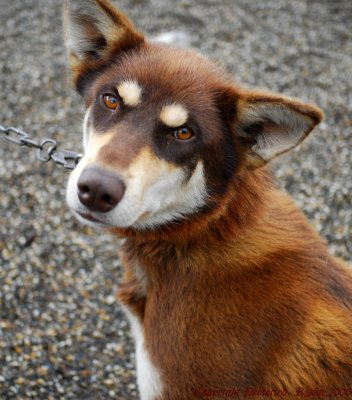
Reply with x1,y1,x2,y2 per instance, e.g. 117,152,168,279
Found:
0,0,351,399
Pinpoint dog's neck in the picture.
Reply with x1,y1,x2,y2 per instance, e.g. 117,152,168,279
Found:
113,167,270,238
115,164,327,322
111,168,277,275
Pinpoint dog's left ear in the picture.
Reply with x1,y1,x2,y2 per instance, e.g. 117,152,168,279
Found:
64,0,144,94
234,91,323,168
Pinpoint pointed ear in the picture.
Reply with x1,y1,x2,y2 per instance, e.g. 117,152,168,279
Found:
235,91,323,168
64,0,144,94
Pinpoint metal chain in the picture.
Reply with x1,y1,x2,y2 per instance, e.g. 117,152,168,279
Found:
0,125,82,170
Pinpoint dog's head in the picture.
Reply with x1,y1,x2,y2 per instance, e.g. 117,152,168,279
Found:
64,0,322,231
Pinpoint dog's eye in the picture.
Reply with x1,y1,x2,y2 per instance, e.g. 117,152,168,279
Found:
173,127,193,141
102,94,120,110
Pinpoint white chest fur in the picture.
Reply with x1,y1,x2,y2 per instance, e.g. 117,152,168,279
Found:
122,305,164,400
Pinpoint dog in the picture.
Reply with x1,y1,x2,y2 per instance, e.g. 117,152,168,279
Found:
64,1,352,399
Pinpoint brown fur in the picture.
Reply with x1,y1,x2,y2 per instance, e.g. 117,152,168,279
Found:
64,1,352,398
115,168,352,399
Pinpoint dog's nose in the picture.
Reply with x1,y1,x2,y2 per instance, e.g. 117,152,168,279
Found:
77,166,125,213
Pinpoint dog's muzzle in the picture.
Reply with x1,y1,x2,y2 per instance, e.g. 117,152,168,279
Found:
77,166,125,213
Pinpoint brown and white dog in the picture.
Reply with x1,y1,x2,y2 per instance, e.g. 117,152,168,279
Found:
64,1,352,398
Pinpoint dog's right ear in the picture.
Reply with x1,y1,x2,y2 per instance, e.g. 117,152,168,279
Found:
64,0,144,95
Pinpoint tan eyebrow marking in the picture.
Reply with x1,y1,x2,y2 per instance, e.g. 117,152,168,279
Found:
117,80,142,107
160,104,188,128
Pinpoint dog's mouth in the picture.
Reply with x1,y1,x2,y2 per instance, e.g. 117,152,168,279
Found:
76,210,106,224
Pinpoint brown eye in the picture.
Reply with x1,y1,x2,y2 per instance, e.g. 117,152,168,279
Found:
173,127,193,141
102,94,120,110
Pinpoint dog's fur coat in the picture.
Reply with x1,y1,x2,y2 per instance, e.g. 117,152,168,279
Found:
64,1,352,399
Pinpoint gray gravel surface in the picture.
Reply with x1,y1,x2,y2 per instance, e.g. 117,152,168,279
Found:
0,0,351,399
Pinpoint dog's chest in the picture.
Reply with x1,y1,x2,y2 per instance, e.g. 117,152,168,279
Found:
118,255,164,400
122,304,164,400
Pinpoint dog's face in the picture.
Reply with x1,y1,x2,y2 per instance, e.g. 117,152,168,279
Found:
66,45,237,229
65,0,322,230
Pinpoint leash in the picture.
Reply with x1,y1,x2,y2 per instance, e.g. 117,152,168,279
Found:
0,125,82,170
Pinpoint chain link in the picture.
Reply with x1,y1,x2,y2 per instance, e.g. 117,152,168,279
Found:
0,124,82,170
